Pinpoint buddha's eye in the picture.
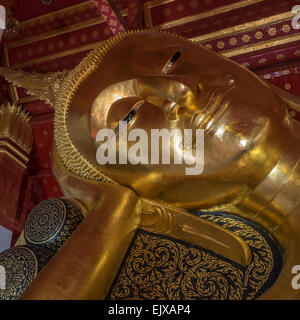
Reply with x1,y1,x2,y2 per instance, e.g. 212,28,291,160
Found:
170,51,181,63
123,109,136,123
162,50,182,74
115,100,145,133
122,100,144,124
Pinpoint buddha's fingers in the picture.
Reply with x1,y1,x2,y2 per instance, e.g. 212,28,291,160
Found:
140,198,252,267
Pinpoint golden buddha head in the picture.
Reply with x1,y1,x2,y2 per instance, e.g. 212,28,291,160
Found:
0,30,293,210
56,30,293,210
56,31,290,208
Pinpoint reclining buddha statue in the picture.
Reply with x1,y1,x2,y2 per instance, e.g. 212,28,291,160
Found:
0,30,300,300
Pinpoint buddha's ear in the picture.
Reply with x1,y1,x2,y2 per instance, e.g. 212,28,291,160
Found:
269,83,300,113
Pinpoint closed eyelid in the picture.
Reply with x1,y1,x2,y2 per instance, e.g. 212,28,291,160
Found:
162,50,182,75
115,100,145,133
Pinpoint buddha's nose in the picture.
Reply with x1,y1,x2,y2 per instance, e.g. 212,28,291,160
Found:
134,77,199,121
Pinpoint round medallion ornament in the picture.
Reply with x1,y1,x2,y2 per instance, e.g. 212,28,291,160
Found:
24,198,84,252
0,245,54,300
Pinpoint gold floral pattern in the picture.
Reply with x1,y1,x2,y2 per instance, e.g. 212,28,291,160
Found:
229,37,237,46
190,0,198,9
109,213,282,300
217,41,224,49
255,31,263,40
242,34,250,43
199,214,275,300
110,232,244,300
177,4,185,13
259,58,267,64
277,54,285,60
268,28,277,36
282,24,291,33
284,83,291,90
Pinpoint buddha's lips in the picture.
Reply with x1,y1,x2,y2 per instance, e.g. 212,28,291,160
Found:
192,84,236,133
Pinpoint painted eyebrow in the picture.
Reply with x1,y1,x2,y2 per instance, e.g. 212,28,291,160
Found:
162,50,182,75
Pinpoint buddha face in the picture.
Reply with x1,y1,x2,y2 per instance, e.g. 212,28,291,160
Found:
87,31,291,209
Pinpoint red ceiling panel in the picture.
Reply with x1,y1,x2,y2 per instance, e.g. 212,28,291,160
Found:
8,22,112,65
31,115,54,171
199,21,298,54
149,0,242,26
32,173,64,203
23,99,53,116
24,50,88,72
147,0,297,30
0,0,299,210
14,0,89,22
10,1,101,43
232,42,300,70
